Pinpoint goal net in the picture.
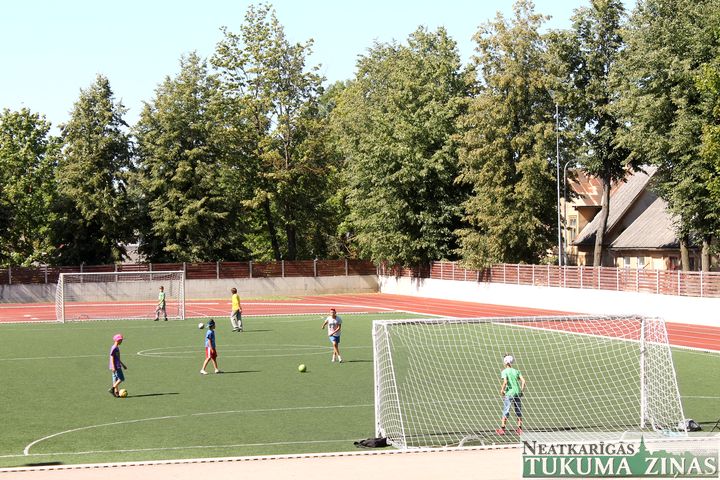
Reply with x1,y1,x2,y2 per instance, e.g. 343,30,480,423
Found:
55,271,185,322
372,315,685,449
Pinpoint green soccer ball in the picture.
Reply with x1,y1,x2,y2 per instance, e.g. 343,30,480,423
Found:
298,364,307,373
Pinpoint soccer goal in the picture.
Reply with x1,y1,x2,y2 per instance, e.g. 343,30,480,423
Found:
372,315,686,449
55,271,185,322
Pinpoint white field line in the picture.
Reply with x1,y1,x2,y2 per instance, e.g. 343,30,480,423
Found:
1,444,518,473
0,342,374,362
20,404,373,457
10,439,358,459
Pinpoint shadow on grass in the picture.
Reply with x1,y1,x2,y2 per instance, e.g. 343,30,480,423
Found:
127,392,180,399
344,359,372,363
231,329,272,333
23,462,63,467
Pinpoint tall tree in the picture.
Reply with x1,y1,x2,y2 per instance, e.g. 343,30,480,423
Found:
456,0,557,267
0,109,59,266
614,0,720,270
211,3,331,261
53,75,133,265
697,50,720,253
548,0,633,266
331,27,468,266
132,53,240,262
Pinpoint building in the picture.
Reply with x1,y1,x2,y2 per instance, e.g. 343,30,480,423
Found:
567,166,703,270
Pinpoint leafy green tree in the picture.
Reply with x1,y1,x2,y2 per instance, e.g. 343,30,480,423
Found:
0,109,59,266
132,53,241,262
456,0,557,267
53,75,133,265
697,56,720,255
547,0,634,266
331,27,468,266
614,0,720,270
211,3,333,261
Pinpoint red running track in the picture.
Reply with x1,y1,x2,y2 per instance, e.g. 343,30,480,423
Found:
0,293,717,351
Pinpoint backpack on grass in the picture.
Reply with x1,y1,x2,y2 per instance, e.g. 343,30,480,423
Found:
354,437,388,448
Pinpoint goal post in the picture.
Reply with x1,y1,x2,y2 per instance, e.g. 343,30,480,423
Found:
55,271,185,322
372,315,685,449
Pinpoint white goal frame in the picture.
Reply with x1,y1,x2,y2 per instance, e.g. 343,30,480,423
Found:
372,315,686,449
55,271,185,322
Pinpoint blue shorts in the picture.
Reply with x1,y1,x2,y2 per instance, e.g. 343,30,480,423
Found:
502,396,522,418
329,335,340,345
112,369,125,383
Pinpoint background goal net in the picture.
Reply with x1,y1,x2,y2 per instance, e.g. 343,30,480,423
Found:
372,315,685,449
55,271,185,322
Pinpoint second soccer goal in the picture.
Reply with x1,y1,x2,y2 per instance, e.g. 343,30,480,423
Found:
372,315,686,448
55,271,185,322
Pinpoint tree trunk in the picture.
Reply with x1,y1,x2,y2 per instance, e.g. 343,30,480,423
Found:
263,197,282,261
701,234,711,272
593,175,611,267
680,235,690,271
283,202,297,260
285,224,297,261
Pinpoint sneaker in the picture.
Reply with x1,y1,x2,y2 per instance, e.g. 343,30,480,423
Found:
200,370,208,375
515,428,523,435
338,357,343,363
232,328,239,332
495,428,506,435
153,318,159,321
108,387,117,397
331,357,336,363
214,369,223,374
164,318,168,321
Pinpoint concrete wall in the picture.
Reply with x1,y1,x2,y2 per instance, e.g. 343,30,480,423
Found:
0,284,56,304
0,275,379,304
187,275,379,299
378,276,720,327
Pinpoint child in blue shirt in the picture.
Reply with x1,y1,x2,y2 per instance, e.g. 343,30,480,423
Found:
200,319,222,374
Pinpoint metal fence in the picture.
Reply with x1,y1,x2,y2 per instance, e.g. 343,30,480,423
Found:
379,261,720,298
0,259,377,285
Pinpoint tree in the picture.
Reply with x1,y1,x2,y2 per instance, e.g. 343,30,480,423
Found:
697,56,720,255
132,53,241,262
0,109,59,266
456,0,557,267
53,75,133,265
614,0,720,270
547,0,634,266
211,3,333,261
331,27,468,267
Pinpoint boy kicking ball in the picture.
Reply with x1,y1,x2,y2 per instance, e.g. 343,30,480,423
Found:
108,334,127,397
496,354,525,435
200,319,222,374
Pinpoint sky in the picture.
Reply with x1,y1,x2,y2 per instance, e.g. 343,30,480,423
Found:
0,1,630,129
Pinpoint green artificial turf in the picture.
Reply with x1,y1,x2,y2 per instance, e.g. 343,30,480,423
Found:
0,314,717,468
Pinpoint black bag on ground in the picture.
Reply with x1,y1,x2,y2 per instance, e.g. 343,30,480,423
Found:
678,419,702,432
354,437,388,448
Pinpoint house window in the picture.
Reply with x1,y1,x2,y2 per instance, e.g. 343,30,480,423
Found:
623,257,631,268
637,256,646,269
568,216,577,242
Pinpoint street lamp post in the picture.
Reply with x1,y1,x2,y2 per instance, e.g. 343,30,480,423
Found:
562,160,575,266
556,103,562,266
